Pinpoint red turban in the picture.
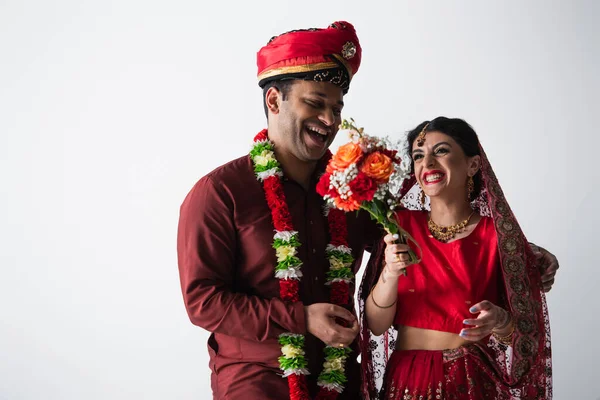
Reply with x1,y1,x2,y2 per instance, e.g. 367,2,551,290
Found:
257,21,361,93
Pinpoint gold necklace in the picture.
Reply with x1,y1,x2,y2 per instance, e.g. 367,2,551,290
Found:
428,211,475,242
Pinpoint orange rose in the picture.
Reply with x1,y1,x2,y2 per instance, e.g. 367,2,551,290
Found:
360,152,394,181
334,196,360,212
328,142,363,172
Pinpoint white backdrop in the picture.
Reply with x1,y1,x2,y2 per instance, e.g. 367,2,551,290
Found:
1,1,598,399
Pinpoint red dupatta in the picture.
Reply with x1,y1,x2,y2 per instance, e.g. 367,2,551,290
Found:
358,144,552,399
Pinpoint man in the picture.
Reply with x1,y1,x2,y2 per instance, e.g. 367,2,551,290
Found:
177,21,379,399
177,21,559,399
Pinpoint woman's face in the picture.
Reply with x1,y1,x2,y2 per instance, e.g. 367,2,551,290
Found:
411,131,480,202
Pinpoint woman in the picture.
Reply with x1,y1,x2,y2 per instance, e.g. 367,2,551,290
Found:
359,117,552,399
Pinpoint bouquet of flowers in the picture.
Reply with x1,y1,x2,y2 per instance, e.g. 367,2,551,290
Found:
317,119,420,268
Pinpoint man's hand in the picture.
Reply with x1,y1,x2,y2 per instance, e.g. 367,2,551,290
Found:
530,243,559,292
305,303,359,347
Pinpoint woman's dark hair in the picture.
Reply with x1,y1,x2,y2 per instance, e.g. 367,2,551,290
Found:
407,116,483,200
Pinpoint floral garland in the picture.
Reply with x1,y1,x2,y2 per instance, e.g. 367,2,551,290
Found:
250,129,355,400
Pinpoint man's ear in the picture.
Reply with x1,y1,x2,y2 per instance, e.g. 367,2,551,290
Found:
265,86,281,115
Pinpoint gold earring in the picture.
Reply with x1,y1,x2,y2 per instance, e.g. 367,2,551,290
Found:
467,176,474,201
420,188,426,207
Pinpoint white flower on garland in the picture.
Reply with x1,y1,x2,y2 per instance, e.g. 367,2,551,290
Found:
281,344,305,358
274,231,298,242
256,168,281,181
323,358,344,373
329,257,348,270
254,149,276,167
276,245,297,262
275,267,303,280
326,244,352,254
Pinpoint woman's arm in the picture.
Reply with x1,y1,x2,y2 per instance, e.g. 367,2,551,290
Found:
365,233,412,336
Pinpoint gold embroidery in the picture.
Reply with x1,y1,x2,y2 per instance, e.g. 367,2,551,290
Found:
257,61,340,81
330,54,354,79
516,335,536,357
502,237,519,254
504,256,525,275
516,316,535,334
509,276,528,295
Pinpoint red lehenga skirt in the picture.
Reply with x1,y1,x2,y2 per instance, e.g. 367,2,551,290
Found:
382,346,500,400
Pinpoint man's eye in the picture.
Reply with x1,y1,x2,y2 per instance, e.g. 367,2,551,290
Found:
333,109,342,116
306,101,321,108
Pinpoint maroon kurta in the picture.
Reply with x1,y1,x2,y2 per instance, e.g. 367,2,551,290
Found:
177,155,381,399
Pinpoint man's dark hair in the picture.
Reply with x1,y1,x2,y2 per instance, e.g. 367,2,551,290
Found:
262,79,297,118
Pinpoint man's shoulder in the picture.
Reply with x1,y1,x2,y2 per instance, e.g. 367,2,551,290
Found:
181,155,256,208
203,155,253,183
186,155,257,199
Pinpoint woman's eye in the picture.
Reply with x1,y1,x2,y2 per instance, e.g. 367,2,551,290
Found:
435,148,449,155
413,154,423,161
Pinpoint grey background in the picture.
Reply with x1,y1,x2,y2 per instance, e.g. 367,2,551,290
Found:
1,1,598,399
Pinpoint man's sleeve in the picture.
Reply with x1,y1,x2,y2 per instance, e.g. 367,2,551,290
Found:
360,211,384,253
177,175,306,341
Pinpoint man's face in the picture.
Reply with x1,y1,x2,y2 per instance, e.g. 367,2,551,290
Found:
270,80,344,162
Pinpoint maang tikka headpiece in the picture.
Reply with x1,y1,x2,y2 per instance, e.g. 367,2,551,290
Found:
416,122,429,146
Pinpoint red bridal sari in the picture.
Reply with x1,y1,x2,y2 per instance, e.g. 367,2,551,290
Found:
358,145,552,399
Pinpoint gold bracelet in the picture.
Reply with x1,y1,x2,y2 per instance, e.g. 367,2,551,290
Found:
369,286,397,309
492,324,515,346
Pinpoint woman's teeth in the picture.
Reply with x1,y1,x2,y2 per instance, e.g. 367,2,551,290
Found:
425,173,443,182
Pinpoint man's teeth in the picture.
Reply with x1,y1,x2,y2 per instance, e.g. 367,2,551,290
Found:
307,126,327,136
425,174,443,182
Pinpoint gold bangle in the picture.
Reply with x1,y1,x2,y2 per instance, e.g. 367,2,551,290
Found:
492,324,515,346
369,286,397,309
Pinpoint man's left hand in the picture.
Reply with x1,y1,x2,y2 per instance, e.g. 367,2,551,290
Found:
531,243,559,292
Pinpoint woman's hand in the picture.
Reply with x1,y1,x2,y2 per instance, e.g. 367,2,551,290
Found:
383,233,413,277
459,300,510,341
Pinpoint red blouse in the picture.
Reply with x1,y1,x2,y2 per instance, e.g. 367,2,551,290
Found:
393,210,503,334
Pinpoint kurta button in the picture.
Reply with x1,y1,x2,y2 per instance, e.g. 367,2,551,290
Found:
312,248,316,254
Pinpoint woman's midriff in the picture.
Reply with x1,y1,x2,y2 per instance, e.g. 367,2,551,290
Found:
394,325,472,351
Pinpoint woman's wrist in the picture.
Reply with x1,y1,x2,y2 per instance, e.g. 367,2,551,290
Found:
493,307,512,332
379,263,400,285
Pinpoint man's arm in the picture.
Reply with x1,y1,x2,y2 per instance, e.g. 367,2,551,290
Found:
177,176,306,341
